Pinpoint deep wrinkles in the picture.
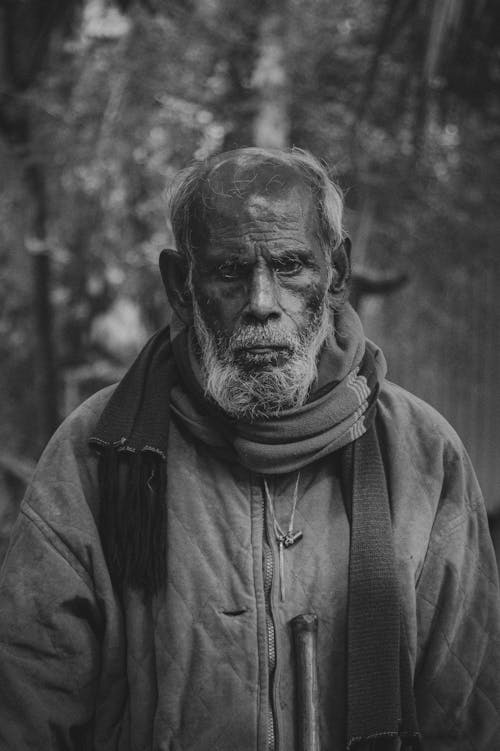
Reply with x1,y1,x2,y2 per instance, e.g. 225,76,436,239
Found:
207,224,309,242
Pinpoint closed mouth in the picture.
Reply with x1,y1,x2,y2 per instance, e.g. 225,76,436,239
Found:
241,345,290,354
234,344,293,366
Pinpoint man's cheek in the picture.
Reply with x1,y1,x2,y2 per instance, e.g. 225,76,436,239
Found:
192,282,218,316
304,279,329,310
195,293,238,334
284,284,325,321
204,285,248,321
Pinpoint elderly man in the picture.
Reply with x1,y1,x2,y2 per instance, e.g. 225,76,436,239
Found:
0,147,499,751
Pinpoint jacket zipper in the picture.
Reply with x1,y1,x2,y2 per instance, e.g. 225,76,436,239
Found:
262,490,278,751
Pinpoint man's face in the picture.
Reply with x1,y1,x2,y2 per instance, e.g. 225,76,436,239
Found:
189,164,333,419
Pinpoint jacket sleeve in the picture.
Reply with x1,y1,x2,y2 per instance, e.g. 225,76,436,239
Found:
0,393,126,750
0,507,101,749
414,444,500,750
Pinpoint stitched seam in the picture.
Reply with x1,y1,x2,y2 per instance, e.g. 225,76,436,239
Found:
21,505,94,592
418,585,492,645
426,689,476,750
417,595,500,723
425,676,500,750
416,501,490,591
418,543,498,603
431,495,485,542
158,575,253,693
417,592,500,677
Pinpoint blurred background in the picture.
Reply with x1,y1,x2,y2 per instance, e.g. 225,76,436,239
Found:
0,0,499,563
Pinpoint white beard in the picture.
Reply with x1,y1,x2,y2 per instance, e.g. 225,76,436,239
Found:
192,296,331,421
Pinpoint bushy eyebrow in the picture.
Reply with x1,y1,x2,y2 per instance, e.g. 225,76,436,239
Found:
273,249,311,261
204,250,318,277
206,245,314,265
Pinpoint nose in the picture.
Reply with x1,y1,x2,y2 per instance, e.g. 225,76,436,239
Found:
246,264,281,322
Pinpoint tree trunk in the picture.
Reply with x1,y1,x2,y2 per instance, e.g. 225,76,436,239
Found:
24,147,60,446
252,6,290,149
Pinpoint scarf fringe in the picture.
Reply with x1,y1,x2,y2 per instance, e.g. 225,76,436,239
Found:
98,447,167,596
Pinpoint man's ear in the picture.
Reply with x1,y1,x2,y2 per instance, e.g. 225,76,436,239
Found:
159,248,193,324
329,236,351,296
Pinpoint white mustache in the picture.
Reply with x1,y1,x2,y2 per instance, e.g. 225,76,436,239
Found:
229,326,298,352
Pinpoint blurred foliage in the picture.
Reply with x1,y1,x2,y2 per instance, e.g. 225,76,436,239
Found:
0,0,499,462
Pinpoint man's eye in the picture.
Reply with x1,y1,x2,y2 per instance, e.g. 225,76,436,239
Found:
218,266,241,280
274,259,303,275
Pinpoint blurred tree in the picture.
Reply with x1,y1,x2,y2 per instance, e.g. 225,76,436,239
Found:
0,0,83,445
0,0,499,512
252,1,291,148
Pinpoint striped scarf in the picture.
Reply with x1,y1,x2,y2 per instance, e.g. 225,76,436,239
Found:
168,326,385,476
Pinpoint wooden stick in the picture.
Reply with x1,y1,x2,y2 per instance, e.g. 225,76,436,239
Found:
292,613,320,751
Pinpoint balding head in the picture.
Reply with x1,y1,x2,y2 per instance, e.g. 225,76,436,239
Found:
168,147,347,269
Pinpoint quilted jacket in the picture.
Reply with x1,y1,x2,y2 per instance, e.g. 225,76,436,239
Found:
0,380,499,750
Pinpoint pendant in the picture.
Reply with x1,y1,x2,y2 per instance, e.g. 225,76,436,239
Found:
283,530,303,548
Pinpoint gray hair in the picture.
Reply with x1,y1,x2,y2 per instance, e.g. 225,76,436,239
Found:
168,147,345,267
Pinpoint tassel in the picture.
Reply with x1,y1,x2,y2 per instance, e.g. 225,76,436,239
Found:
98,446,121,583
98,448,167,597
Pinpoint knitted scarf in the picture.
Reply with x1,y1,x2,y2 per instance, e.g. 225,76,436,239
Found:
167,327,381,475
89,305,421,750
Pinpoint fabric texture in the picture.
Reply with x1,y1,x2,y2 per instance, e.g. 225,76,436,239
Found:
169,324,383,475
0,379,499,749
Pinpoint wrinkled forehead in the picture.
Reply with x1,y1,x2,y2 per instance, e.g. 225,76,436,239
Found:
198,157,317,229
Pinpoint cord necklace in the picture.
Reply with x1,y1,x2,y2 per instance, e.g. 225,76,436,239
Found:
263,473,303,601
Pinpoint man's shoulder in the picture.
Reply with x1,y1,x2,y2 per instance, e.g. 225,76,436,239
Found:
378,379,463,452
17,386,119,557
376,378,479,496
50,384,118,452
377,381,484,543
27,385,118,500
